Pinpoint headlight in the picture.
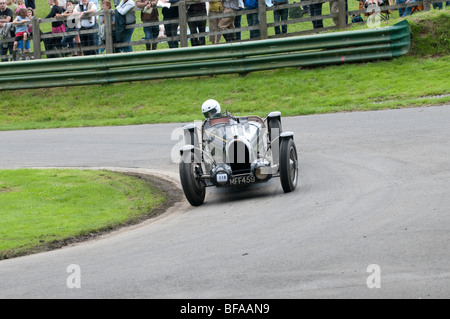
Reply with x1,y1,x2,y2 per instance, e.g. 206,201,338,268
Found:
252,161,272,181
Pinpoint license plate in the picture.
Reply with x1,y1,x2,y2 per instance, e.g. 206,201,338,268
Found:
229,175,256,185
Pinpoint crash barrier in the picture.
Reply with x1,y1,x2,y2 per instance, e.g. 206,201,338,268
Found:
0,20,410,90
0,0,436,62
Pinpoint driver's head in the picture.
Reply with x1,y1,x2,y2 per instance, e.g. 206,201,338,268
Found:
201,99,221,119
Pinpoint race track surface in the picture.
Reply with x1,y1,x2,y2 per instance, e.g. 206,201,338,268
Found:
0,105,449,298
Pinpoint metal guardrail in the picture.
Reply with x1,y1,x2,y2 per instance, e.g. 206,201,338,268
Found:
0,20,410,91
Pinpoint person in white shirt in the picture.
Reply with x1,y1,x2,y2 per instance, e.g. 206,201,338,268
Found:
74,0,97,54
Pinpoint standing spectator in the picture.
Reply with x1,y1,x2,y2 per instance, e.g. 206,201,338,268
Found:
244,0,259,39
218,0,239,42
6,0,17,15
11,6,28,60
234,0,243,40
19,6,33,55
272,0,288,35
187,0,206,46
15,0,26,16
44,0,64,33
43,0,65,58
98,0,115,52
160,0,179,48
24,8,33,36
208,0,223,44
89,0,99,53
74,0,97,55
16,6,33,56
309,1,323,29
0,0,14,61
58,0,80,54
115,0,135,52
136,0,158,50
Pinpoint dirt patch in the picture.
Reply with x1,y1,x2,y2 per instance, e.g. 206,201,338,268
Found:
0,172,183,260
0,186,18,193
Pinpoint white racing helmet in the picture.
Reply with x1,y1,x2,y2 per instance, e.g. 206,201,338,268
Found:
202,99,221,119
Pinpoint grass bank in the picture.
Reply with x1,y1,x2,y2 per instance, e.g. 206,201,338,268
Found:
0,11,449,131
0,169,168,259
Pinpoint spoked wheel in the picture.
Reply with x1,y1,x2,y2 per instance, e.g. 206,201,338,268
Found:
279,138,298,193
179,154,206,206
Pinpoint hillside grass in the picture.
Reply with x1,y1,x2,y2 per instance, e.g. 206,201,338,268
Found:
0,169,166,259
1,54,449,131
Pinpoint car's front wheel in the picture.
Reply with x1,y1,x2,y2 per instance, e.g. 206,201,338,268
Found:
279,138,298,193
179,153,206,206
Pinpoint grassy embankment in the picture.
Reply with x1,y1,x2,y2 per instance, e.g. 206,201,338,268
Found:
0,169,167,259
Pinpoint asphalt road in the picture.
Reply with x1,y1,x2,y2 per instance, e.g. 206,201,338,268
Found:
0,105,449,298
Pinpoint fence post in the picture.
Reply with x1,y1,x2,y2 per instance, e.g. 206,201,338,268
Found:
104,10,114,54
423,0,431,11
337,0,347,29
179,0,188,47
258,0,268,39
32,16,41,60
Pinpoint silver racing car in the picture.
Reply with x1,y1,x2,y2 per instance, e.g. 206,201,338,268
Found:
179,99,299,206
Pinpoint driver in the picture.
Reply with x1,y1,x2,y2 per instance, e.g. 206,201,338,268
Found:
202,99,222,119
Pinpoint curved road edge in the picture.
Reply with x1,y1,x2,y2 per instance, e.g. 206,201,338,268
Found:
2,167,190,259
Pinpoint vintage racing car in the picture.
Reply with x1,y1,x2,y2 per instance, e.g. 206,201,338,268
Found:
179,99,298,206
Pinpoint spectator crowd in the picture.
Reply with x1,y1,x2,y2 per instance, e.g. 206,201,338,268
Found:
0,0,449,61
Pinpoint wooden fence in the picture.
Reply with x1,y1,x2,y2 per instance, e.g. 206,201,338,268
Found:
0,0,444,61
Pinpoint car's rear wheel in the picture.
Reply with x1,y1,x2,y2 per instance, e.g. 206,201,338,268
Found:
179,153,206,206
280,138,298,193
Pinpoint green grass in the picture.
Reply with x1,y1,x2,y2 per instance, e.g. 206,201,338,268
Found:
0,169,166,259
1,54,449,130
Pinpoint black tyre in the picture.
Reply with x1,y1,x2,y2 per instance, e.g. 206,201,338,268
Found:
179,154,206,206
279,138,298,193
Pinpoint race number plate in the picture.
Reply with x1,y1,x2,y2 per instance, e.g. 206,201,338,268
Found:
230,175,256,185
216,173,228,183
